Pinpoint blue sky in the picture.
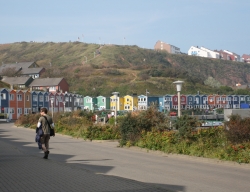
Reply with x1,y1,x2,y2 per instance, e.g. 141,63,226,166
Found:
0,0,249,55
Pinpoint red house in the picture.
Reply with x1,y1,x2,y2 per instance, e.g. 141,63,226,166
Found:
172,94,187,110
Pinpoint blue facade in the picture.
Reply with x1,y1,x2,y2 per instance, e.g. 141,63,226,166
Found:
201,95,208,109
31,91,39,113
0,88,9,113
163,95,172,111
158,97,164,112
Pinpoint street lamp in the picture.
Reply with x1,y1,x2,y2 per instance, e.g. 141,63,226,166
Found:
63,101,66,113
112,92,119,125
50,97,54,119
173,80,184,117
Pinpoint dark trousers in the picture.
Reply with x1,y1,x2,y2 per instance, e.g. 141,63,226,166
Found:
41,134,50,152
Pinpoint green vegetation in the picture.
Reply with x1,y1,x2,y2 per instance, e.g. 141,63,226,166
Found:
1,42,250,96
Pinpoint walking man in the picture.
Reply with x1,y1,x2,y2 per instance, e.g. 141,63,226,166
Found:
37,107,54,159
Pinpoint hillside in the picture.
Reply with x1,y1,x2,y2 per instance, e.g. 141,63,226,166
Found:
1,42,250,96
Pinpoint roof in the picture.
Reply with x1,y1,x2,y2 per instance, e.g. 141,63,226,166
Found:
0,62,35,71
1,76,33,85
29,78,65,86
0,61,42,75
21,67,44,74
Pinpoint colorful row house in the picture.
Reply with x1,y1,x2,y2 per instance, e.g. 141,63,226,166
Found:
83,94,250,113
0,89,84,120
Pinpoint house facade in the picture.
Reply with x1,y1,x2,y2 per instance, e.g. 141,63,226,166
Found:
29,78,69,93
154,40,181,54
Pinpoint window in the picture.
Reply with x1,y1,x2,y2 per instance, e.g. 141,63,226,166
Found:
45,96,49,102
39,95,43,102
49,86,56,91
9,108,15,114
65,97,69,101
26,95,29,101
17,108,22,114
17,94,22,101
24,108,30,114
1,93,6,100
126,98,129,102
102,98,105,103
33,95,37,101
10,94,14,100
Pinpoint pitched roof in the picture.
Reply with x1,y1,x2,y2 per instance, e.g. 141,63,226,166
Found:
0,62,35,71
21,67,44,74
0,61,42,75
29,78,65,86
1,76,33,85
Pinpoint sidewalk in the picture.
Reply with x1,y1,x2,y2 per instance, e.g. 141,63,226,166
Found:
0,136,172,192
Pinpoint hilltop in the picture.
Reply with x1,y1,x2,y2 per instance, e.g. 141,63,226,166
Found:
1,42,250,96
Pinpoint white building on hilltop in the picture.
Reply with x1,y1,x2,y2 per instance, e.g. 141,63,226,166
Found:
188,46,219,59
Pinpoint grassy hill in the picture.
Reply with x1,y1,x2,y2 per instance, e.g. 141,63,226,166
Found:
1,42,250,96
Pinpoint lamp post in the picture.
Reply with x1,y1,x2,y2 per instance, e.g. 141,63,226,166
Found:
112,92,119,125
63,101,66,113
50,97,54,119
173,80,184,117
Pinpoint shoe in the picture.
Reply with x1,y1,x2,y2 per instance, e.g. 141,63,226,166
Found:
43,151,49,159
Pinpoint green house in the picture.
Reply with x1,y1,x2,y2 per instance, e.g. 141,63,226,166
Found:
96,96,110,111
83,96,97,111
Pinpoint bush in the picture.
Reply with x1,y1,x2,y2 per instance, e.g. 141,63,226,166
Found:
84,125,120,140
118,106,170,146
174,115,199,139
119,112,139,146
225,114,250,144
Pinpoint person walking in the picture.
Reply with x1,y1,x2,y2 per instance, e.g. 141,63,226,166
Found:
37,107,54,159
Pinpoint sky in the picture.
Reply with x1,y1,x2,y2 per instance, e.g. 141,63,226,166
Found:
0,0,249,55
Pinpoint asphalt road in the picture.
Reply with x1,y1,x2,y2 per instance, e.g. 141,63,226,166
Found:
1,122,250,192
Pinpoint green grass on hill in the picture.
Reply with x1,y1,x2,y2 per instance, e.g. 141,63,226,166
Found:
1,42,250,96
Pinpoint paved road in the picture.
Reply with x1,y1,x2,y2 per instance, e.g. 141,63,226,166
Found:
1,123,250,192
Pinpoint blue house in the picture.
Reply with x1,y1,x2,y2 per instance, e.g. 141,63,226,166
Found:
31,91,39,113
0,88,9,114
163,95,172,111
201,95,208,109
186,95,194,109
158,97,164,112
194,95,202,109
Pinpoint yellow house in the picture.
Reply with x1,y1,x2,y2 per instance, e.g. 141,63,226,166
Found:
110,95,124,111
123,95,138,111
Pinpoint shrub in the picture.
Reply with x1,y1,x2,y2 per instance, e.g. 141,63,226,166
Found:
119,112,139,146
224,114,250,144
174,114,199,139
84,125,120,140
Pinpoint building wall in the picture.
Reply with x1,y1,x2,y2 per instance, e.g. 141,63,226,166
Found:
200,47,219,58
58,78,69,93
188,46,208,57
154,41,180,54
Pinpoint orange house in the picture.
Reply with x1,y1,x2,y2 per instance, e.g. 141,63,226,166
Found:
208,94,228,109
9,89,17,120
207,95,216,108
16,90,25,119
23,90,32,115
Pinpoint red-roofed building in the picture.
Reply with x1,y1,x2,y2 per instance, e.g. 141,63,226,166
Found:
242,54,250,63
